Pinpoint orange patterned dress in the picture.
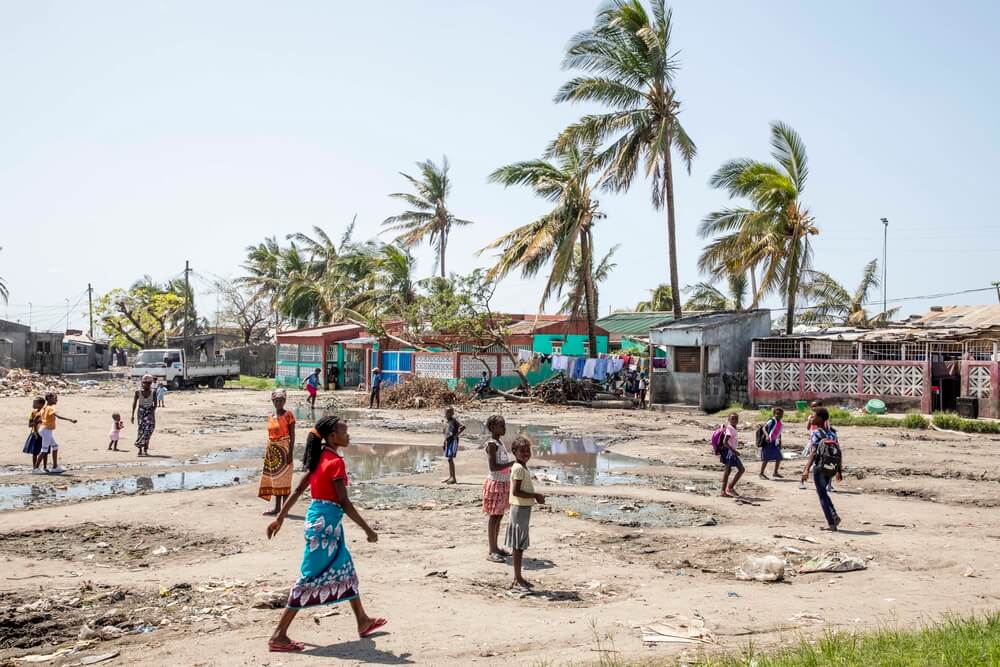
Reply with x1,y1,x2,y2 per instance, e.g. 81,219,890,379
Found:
258,410,296,500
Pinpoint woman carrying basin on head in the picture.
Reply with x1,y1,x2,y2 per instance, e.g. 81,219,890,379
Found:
259,389,297,516
265,415,386,653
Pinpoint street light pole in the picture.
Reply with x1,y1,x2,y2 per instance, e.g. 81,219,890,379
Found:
880,218,889,317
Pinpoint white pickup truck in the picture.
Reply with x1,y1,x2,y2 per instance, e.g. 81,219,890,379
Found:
130,348,240,390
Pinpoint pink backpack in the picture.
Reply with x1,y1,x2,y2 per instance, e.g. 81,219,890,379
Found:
710,426,725,455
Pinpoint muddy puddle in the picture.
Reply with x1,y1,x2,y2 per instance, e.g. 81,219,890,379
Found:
0,468,256,511
542,495,715,528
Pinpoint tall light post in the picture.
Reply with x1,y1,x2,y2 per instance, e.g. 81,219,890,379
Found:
880,218,889,317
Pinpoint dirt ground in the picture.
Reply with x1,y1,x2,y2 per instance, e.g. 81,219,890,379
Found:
2,386,1000,666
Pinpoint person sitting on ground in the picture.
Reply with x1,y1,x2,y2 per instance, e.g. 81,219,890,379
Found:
442,407,465,484
800,407,843,531
473,371,490,398
759,407,784,479
719,412,745,498
507,437,545,591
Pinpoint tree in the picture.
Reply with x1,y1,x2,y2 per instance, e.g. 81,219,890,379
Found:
483,139,607,358
96,285,185,349
239,236,284,331
559,245,618,318
799,259,898,328
218,282,273,345
683,271,747,312
555,0,696,320
352,243,418,319
382,156,474,278
698,121,817,334
635,284,673,312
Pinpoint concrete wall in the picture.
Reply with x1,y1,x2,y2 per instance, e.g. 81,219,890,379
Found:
29,332,64,374
0,320,30,368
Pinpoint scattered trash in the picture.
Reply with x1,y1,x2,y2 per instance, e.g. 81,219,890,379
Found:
640,616,715,645
700,516,718,526
684,485,698,492
150,546,169,556
13,648,75,663
789,612,824,624
425,570,448,578
565,510,581,518
799,552,866,574
735,555,785,582
727,591,740,598
252,590,287,609
782,546,804,555
133,624,156,633
99,626,124,640
79,624,98,640
80,651,121,665
874,440,888,448
773,533,818,544
963,567,978,578
882,523,909,528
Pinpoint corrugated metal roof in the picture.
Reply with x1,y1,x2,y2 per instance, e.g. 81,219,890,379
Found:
907,305,1000,329
653,310,765,331
596,312,676,335
277,323,360,340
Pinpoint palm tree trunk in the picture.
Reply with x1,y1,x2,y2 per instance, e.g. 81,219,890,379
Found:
749,266,759,309
662,145,682,320
439,231,447,278
579,229,598,359
785,241,801,335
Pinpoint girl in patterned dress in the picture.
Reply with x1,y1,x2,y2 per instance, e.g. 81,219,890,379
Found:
265,415,386,653
482,414,514,563
259,390,297,516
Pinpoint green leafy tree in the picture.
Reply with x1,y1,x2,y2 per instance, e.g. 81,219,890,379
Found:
483,139,607,358
799,259,897,328
96,285,185,349
555,0,696,320
560,245,618,318
698,121,817,334
382,156,474,278
635,284,673,312
239,236,285,331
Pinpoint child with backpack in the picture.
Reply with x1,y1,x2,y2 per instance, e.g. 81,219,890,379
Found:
756,407,784,479
712,413,745,498
800,407,843,530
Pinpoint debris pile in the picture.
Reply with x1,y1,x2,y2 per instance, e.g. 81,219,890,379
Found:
380,376,470,409
528,375,598,404
0,368,73,398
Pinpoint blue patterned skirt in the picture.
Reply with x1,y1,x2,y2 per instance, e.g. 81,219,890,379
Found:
287,499,360,609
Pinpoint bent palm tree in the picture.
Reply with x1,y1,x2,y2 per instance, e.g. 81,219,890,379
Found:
482,139,606,357
698,121,818,334
799,259,897,328
560,245,618,318
556,0,696,320
382,156,474,278
635,284,673,312
683,271,747,312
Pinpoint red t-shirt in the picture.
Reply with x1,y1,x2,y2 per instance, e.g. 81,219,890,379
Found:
309,448,349,502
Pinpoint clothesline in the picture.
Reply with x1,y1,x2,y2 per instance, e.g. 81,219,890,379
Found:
515,349,646,381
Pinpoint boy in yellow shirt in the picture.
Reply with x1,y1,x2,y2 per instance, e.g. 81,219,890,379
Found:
37,392,77,474
506,437,546,591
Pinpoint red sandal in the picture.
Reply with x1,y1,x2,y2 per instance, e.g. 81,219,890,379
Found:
359,617,388,638
268,640,305,653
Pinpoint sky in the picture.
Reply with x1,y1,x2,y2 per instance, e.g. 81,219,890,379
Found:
2,0,999,334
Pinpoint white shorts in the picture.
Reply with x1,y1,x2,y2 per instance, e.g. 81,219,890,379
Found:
39,428,59,453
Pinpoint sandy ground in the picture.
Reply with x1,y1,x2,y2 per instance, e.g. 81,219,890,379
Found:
2,387,1000,666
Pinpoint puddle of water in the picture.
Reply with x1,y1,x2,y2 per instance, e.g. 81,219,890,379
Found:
0,468,257,511
199,443,437,481
547,496,710,528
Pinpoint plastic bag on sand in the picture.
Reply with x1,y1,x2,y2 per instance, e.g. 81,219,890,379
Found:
735,555,785,582
800,551,866,574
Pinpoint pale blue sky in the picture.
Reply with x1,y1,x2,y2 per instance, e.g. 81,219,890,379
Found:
2,1,998,333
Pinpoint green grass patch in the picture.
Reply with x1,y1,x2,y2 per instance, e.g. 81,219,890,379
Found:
695,613,1000,667
225,375,276,391
933,411,1000,434
755,408,929,429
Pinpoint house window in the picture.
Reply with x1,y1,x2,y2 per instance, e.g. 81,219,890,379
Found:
551,342,563,356
582,342,590,356
36,341,51,354
674,346,701,373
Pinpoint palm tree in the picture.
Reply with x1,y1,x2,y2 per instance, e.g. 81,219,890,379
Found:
799,259,897,328
559,245,618,318
555,0,696,320
382,156,474,278
352,244,418,319
239,236,285,331
683,271,747,311
483,139,606,358
698,121,817,334
635,284,673,312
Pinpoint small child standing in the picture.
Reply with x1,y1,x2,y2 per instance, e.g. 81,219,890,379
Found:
37,392,77,474
108,413,124,451
507,437,545,591
156,383,167,408
442,407,465,485
24,397,45,473
758,407,784,479
719,413,745,497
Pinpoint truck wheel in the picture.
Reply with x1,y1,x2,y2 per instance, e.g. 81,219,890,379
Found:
170,377,182,391
213,376,226,389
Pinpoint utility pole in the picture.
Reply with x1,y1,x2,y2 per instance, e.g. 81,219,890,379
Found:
184,260,192,338
993,281,1000,304
880,218,889,316
65,298,70,332
88,283,94,338
28,302,32,330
